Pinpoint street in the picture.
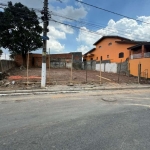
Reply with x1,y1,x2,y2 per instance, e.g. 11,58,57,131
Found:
0,89,150,150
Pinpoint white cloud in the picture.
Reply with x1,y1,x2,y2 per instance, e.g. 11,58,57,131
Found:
77,16,150,50
48,26,66,39
47,39,65,54
55,6,87,21
56,24,74,34
76,27,101,46
1,0,42,8
77,45,91,55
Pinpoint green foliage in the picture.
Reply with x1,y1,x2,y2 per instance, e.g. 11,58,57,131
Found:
0,1,43,65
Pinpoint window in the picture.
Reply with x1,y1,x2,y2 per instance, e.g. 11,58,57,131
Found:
107,55,109,58
91,58,93,60
119,52,124,58
96,57,98,60
99,46,101,48
108,42,112,46
100,56,103,61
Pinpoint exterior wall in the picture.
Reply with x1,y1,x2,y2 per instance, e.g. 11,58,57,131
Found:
129,58,150,78
0,60,15,72
117,60,129,76
15,52,82,69
96,63,105,72
82,61,96,70
15,55,23,66
66,62,72,69
84,38,135,63
96,63,117,73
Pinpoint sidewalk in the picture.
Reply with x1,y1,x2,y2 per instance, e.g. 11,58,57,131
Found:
0,83,150,97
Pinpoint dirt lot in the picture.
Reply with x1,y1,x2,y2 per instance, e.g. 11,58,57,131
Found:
0,67,144,90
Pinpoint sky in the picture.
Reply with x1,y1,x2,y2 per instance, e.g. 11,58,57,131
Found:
1,0,150,59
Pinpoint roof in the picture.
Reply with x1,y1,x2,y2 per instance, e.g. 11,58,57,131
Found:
83,48,96,56
115,41,147,44
93,35,133,45
127,42,150,50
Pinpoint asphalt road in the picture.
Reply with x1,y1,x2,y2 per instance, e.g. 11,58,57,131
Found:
0,89,150,150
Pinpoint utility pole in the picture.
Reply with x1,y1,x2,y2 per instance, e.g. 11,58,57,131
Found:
41,0,49,88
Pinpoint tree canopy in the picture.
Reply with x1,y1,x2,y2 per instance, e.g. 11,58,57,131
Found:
0,1,43,65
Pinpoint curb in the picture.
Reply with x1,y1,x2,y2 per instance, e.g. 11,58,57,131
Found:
0,90,80,97
0,86,150,96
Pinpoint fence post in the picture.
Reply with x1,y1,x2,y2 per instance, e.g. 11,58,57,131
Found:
27,52,29,86
138,63,141,84
70,54,73,82
100,58,102,85
48,48,50,84
118,59,122,83
0,56,3,73
86,61,87,83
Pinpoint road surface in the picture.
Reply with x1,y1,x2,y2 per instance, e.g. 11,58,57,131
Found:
0,89,150,150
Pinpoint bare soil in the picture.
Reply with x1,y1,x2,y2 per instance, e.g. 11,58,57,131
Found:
0,67,143,91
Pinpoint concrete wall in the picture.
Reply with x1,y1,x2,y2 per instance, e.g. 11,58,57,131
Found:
129,58,150,78
117,60,129,75
83,61,96,70
96,63,105,72
0,60,15,72
15,52,82,69
96,63,117,73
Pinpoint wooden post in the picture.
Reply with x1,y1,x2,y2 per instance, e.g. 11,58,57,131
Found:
27,52,29,86
141,45,144,58
5,53,8,71
138,63,141,84
118,59,122,83
48,48,50,84
70,55,73,82
86,61,87,83
100,58,102,85
0,55,3,73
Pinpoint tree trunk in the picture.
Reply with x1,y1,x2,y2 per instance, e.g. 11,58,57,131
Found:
22,52,27,67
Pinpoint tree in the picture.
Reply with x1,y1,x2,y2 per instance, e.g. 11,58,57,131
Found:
0,1,43,65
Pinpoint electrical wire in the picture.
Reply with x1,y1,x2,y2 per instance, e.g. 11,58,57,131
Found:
75,0,150,25
50,19,141,41
51,12,137,37
50,13,147,41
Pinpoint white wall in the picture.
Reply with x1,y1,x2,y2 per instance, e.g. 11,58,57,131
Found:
96,63,117,73
66,62,72,69
96,64,105,72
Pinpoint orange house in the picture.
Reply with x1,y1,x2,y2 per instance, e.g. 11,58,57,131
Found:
128,43,150,78
83,36,142,63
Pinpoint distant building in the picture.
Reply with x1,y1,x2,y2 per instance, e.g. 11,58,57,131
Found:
15,52,82,69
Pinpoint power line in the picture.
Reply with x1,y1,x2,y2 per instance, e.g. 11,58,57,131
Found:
51,12,133,35
50,12,147,41
50,19,132,39
75,0,150,25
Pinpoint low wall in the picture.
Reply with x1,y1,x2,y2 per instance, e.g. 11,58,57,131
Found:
129,58,150,78
82,61,96,70
0,60,15,72
117,60,129,76
96,63,117,73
